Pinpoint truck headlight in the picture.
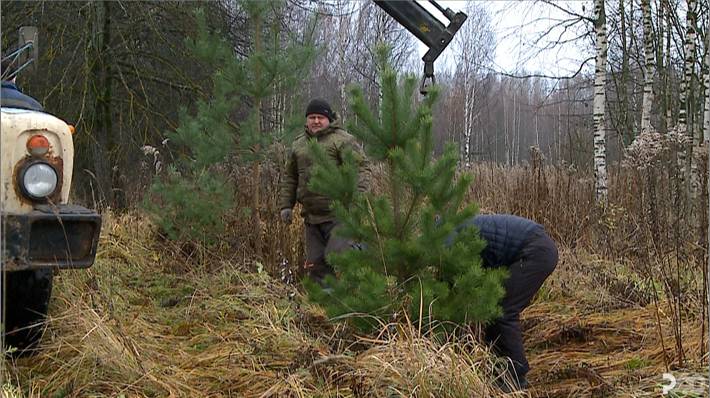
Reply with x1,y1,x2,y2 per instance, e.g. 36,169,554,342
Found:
20,162,58,199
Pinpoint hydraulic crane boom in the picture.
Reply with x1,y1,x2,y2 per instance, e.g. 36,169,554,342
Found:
373,0,467,94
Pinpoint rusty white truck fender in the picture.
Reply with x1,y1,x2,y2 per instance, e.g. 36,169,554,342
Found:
1,107,74,213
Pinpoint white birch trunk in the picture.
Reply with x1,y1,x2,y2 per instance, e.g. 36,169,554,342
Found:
640,0,655,134
516,91,521,164
558,100,562,162
338,18,348,117
665,1,673,130
706,49,710,347
513,87,518,165
469,73,478,164
535,112,540,148
686,0,699,197
504,88,510,166
463,60,472,167
593,0,609,204
469,81,477,161
704,30,710,144
678,0,696,190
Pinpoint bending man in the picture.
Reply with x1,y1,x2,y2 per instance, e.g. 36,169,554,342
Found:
459,214,558,391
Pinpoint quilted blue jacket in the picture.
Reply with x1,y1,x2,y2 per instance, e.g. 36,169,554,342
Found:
458,214,543,268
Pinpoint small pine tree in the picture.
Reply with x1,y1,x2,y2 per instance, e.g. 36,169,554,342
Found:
144,4,314,245
144,167,233,243
305,47,507,332
143,8,238,244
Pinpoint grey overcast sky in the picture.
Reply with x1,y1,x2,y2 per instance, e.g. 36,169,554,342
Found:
418,1,592,76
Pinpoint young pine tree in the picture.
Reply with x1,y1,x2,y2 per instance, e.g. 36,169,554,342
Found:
144,4,314,245
305,47,507,332
142,8,237,244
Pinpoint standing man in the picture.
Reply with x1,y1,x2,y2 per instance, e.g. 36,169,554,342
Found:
457,214,558,392
278,98,369,283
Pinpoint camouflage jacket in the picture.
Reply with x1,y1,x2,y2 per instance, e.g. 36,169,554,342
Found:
278,118,370,224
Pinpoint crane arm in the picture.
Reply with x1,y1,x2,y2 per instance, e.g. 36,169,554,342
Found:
373,0,467,94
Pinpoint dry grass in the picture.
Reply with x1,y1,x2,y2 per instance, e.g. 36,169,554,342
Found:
520,248,706,397
2,213,511,397
3,215,704,397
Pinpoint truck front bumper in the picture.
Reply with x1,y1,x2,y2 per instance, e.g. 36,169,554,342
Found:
2,204,101,271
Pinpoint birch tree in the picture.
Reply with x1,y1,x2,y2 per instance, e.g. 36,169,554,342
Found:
704,29,710,144
662,0,675,133
616,0,633,145
593,0,609,204
640,0,655,134
656,0,669,134
678,0,697,196
703,28,709,247
706,33,710,358
686,0,702,198
452,3,494,167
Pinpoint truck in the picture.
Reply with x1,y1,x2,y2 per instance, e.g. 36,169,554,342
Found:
1,27,102,354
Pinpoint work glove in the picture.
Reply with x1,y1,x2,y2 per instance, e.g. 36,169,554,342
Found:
280,208,293,224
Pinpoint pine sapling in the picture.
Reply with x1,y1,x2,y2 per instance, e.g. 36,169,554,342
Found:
305,47,506,332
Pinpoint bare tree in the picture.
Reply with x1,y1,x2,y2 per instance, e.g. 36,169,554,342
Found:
303,1,417,112
1,1,214,208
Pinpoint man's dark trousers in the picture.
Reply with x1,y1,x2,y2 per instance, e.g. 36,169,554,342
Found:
484,228,558,382
304,221,350,281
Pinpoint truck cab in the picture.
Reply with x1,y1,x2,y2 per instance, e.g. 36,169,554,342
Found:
1,27,101,354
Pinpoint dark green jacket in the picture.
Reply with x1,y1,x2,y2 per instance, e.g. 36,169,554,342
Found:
278,117,370,224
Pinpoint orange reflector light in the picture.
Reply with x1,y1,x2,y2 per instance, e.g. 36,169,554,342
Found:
68,125,76,134
27,135,50,156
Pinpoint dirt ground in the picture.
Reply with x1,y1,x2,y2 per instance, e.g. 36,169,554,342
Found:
521,251,707,397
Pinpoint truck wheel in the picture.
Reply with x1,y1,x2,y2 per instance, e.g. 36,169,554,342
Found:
3,268,53,355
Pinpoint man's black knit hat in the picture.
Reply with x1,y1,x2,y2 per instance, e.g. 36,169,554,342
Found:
305,98,334,121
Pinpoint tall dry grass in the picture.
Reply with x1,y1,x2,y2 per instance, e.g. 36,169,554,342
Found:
3,212,514,397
